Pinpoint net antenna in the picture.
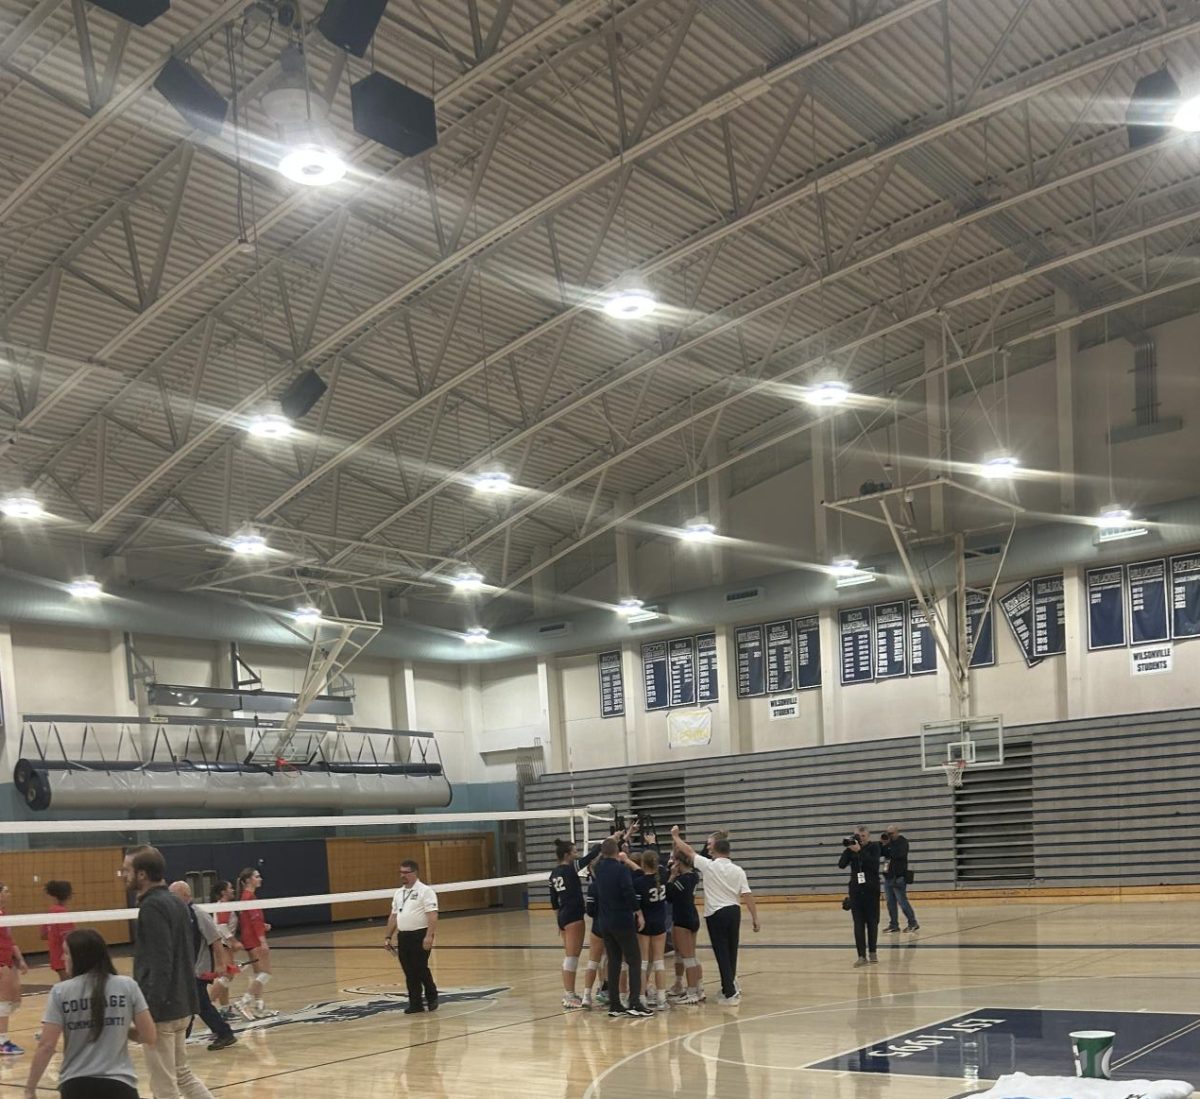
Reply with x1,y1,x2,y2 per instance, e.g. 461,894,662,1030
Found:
823,477,1021,715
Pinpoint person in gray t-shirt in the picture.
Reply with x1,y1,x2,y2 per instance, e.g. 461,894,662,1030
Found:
24,929,156,1099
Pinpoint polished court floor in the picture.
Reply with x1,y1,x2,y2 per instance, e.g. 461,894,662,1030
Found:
4,898,1198,1097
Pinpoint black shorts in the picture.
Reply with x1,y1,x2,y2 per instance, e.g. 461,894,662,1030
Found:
640,922,667,938
557,908,585,930
671,913,700,933
590,921,604,939
61,1079,138,1099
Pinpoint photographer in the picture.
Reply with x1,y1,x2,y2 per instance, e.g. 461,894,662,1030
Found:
880,823,919,934
838,825,881,966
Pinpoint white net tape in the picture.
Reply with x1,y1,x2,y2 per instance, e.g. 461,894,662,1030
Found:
0,805,610,929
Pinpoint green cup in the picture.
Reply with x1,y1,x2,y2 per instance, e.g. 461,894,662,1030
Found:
1070,1030,1115,1079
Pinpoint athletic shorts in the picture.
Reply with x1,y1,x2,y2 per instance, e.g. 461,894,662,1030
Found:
590,921,604,939
557,907,585,930
671,912,700,933
640,922,667,938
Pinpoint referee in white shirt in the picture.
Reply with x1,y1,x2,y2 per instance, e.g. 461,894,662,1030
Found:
384,859,440,1014
671,825,759,1004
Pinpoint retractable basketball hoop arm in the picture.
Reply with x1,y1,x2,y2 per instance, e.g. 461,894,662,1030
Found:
824,476,1022,713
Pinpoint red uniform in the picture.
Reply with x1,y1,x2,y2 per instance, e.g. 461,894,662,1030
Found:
239,890,266,950
0,921,13,968
43,904,74,972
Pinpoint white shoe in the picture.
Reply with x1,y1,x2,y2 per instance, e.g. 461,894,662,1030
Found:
236,1001,257,1020
654,999,670,1011
252,1006,278,1019
682,989,704,1005
562,993,583,1010
716,992,741,1005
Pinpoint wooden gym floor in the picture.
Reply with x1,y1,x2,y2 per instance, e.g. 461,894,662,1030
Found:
4,898,1198,1097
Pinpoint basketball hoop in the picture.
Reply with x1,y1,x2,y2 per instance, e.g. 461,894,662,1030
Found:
940,760,967,789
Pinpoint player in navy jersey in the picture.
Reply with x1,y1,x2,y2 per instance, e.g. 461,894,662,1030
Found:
666,851,704,1004
632,849,670,1010
580,876,608,1009
549,836,603,1009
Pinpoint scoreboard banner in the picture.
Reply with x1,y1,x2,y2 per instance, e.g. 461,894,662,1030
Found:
735,625,766,698
598,650,624,718
999,582,1042,668
1086,566,1126,650
795,615,822,690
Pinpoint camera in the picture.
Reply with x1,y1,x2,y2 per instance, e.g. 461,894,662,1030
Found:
842,836,857,848
879,831,891,842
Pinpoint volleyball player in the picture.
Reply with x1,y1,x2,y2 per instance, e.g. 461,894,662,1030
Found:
633,850,669,1010
234,869,274,1020
41,881,74,982
208,881,240,1017
548,836,603,1009
579,877,607,1009
667,852,704,1003
0,883,29,1055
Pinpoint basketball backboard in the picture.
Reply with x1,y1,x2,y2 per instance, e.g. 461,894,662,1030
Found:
920,715,1004,771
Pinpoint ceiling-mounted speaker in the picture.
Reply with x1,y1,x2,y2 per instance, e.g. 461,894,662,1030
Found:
351,73,437,158
1126,69,1180,149
154,58,228,137
317,0,389,58
279,369,328,421
88,0,170,26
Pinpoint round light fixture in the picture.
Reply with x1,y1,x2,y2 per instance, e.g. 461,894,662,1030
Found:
803,379,852,407
278,144,347,187
981,453,1020,479
830,555,860,576
247,401,295,439
617,597,645,616
680,518,717,543
464,626,491,644
1173,94,1200,132
451,568,485,593
228,527,269,555
1098,504,1134,527
602,273,657,320
0,491,44,519
68,576,102,599
294,605,322,624
472,470,513,495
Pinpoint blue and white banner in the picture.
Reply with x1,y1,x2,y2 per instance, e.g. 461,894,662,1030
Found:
839,607,874,685
873,601,907,679
964,590,995,668
598,650,625,718
667,637,697,708
1128,558,1169,644
695,633,719,704
795,615,822,691
734,625,766,698
1031,574,1065,658
641,641,669,712
765,619,796,694
999,582,1042,667
1086,566,1125,650
1171,552,1200,639
908,600,937,675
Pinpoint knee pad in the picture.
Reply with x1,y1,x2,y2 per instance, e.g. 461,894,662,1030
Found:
586,960,599,972
562,957,579,972
0,1001,16,1016
640,960,649,971
652,960,665,972
620,963,629,973
255,972,271,987
683,957,700,969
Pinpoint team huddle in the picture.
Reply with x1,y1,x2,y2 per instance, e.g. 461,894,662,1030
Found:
550,820,759,1017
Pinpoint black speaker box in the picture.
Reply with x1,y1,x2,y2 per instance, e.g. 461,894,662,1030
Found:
279,370,328,421
317,0,389,58
351,73,437,158
89,0,170,26
1126,69,1180,150
154,58,228,137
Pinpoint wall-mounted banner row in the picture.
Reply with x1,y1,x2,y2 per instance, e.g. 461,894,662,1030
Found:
963,590,996,668
1087,553,1200,650
735,617,823,697
998,574,1065,666
598,650,625,719
839,601,940,686
638,633,720,713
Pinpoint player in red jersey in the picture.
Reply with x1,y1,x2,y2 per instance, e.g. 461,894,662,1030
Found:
0,883,29,1055
40,881,74,983
234,868,273,1020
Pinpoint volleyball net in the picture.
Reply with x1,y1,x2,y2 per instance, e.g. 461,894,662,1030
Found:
0,804,617,930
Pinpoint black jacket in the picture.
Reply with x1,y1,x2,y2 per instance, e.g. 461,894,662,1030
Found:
839,841,881,893
880,834,910,881
134,884,200,1022
590,856,639,932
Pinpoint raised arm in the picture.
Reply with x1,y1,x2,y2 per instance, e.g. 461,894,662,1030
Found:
670,825,697,862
